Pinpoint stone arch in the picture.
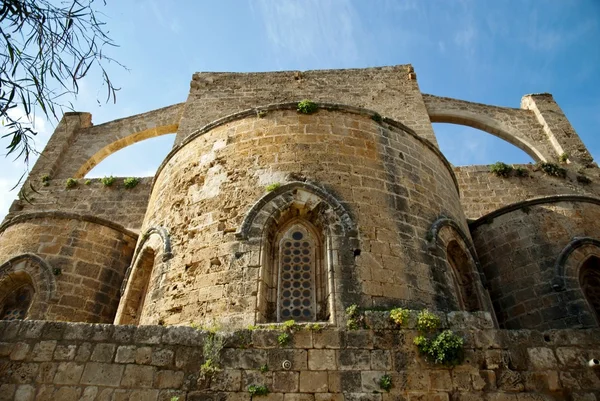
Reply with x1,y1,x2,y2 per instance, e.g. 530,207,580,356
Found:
552,238,600,327
427,217,497,322
74,125,178,178
423,95,548,162
115,226,172,325
0,254,58,320
237,181,357,325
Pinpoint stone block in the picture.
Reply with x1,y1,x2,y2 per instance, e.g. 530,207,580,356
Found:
361,371,385,393
54,344,77,361
162,326,205,346
0,384,16,401
129,389,159,401
343,394,381,401
18,321,45,339
151,348,174,367
556,347,587,368
80,362,125,386
338,349,371,370
284,394,315,401
315,395,344,401
40,322,65,340
308,349,337,370
90,343,116,363
222,348,267,369
91,324,114,342
210,369,242,391
36,362,57,383
313,330,344,349
136,346,153,364
121,364,156,388
527,348,557,370
75,342,93,362
371,349,392,370
267,349,307,371
10,342,30,361
62,323,94,341
112,325,136,343
31,340,56,361
154,370,185,389
429,370,452,391
54,386,82,401
10,363,39,384
81,386,99,401
299,371,328,392
346,330,373,349
14,384,35,401
273,371,299,392
135,325,165,344
115,345,136,364
54,361,84,384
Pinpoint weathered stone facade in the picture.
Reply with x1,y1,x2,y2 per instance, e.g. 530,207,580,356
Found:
1,65,599,399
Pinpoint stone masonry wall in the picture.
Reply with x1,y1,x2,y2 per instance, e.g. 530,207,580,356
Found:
454,165,600,220
7,178,153,232
0,216,136,323
140,107,467,327
470,200,600,330
0,314,599,401
178,65,438,145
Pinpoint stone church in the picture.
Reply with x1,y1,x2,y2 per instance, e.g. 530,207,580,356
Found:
0,66,598,400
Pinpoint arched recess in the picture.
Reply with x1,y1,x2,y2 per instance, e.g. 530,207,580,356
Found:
75,125,178,178
427,110,546,163
115,226,173,325
236,181,358,325
427,217,497,324
552,237,600,327
0,254,58,320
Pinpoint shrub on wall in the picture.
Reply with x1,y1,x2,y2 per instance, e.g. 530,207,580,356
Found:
101,175,116,187
123,177,140,189
490,162,513,177
297,100,318,114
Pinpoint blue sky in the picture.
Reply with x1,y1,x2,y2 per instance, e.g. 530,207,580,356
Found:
0,0,599,218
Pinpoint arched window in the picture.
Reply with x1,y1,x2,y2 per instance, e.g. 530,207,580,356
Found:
446,240,480,311
261,220,328,323
580,255,600,322
0,273,35,320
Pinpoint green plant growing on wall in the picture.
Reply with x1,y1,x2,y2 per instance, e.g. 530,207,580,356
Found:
170,397,179,401
200,332,224,379
559,153,569,163
65,178,77,189
260,364,269,373
84,179,92,185
101,175,116,187
41,175,50,186
379,374,392,392
277,332,290,347
416,309,440,332
257,110,268,118
389,307,409,327
52,268,62,276
281,319,297,332
248,384,269,397
414,329,464,366
538,162,567,178
371,113,383,123
305,323,323,331
297,99,318,114
514,166,529,177
346,304,364,330
265,183,281,192
123,177,140,189
490,162,513,177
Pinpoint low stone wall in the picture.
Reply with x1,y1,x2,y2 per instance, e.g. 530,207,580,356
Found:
0,313,599,400
5,177,153,232
454,165,600,220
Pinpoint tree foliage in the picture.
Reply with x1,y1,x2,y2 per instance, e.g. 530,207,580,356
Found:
0,0,121,166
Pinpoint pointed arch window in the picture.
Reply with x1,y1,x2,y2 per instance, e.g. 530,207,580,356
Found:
260,220,329,323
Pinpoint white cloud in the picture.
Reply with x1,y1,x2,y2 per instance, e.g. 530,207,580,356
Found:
255,0,361,64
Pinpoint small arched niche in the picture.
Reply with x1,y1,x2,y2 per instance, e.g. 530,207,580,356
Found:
433,124,535,166
579,255,600,323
